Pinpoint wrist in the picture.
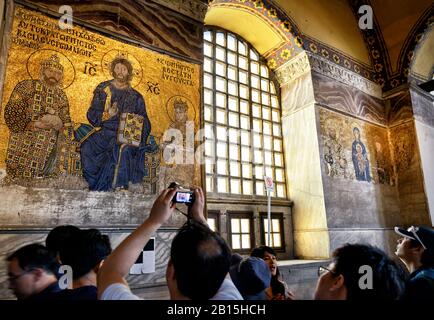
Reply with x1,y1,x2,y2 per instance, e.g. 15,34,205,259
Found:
144,216,163,230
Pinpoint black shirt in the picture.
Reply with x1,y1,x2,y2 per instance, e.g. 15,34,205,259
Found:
51,285,97,300
403,266,434,300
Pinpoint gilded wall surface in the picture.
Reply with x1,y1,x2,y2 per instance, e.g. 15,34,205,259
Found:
0,6,201,194
319,108,394,186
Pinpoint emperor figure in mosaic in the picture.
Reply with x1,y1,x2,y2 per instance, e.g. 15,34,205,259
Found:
4,55,74,180
79,57,154,191
351,127,371,182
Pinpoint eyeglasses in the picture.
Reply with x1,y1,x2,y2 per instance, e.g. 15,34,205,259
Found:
8,269,34,282
318,266,337,277
408,226,427,249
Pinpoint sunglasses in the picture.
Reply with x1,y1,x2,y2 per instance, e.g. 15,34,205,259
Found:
318,266,337,277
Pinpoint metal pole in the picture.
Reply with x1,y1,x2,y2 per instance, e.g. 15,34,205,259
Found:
267,189,271,246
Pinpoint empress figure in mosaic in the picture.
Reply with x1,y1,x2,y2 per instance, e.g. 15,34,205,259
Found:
80,57,151,191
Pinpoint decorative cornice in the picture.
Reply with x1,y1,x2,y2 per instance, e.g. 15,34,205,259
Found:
150,0,208,22
308,53,382,98
274,51,310,85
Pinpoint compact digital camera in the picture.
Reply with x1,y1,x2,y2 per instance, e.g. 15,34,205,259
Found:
169,182,195,205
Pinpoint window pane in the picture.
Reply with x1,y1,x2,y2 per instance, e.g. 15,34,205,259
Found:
227,34,237,51
239,70,247,84
205,158,214,174
216,61,225,77
206,175,213,192
228,112,239,127
276,168,284,182
238,40,247,55
241,219,250,232
262,107,271,120
239,56,247,70
231,219,240,233
243,180,252,195
228,66,237,80
205,140,214,156
217,142,227,158
241,147,250,162
250,49,259,61
262,93,270,106
263,121,272,135
251,75,260,89
263,218,269,232
275,153,283,166
261,79,269,91
240,115,250,130
232,234,241,249
229,144,239,160
217,159,227,175
242,164,252,178
228,81,238,95
216,77,226,92
230,161,240,176
251,61,259,74
253,133,262,148
254,149,263,163
216,32,225,46
274,138,282,152
216,46,225,61
272,219,280,232
240,100,249,114
255,164,263,177
252,90,260,103
228,128,239,143
252,104,261,118
241,131,250,145
273,234,281,247
228,51,236,65
204,31,212,42
260,64,268,77
204,73,213,89
216,109,226,124
273,124,281,136
264,151,272,165
265,166,273,178
216,92,226,108
271,96,279,108
276,183,285,198
263,136,272,150
204,89,212,105
231,179,241,194
228,97,238,112
216,126,227,141
270,82,276,94
256,181,265,195
204,106,213,122
253,119,261,133
217,177,228,193
272,110,280,122
241,235,251,249
239,85,248,99
207,218,216,232
204,43,212,57
204,58,212,73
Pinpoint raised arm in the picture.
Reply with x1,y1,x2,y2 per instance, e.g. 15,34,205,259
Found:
188,187,207,226
97,188,177,298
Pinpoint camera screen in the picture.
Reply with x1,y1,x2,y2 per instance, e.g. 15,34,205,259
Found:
176,192,192,203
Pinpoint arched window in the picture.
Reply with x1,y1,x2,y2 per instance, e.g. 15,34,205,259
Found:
203,28,286,198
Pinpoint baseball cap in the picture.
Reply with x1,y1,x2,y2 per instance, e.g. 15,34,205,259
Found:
394,226,434,250
229,257,271,300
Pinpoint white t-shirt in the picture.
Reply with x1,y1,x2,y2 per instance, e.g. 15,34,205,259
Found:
101,277,243,300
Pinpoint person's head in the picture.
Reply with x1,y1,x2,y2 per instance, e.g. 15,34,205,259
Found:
314,243,406,300
173,99,188,123
251,246,278,277
167,220,231,300
110,57,133,83
229,257,271,300
353,127,360,140
46,225,81,263
40,55,64,87
6,244,59,299
60,229,112,281
395,226,434,268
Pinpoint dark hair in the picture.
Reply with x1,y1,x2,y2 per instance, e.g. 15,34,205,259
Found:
171,220,231,300
46,225,80,258
7,243,58,275
250,246,286,296
59,229,112,279
110,58,133,82
333,244,406,300
408,239,434,267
